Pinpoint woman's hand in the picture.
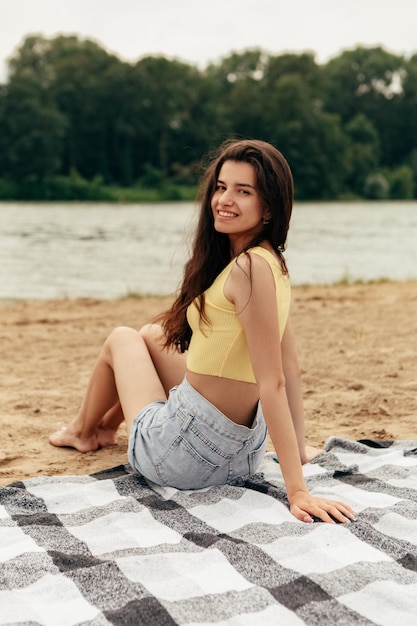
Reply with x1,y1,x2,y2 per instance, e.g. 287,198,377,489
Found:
289,491,356,524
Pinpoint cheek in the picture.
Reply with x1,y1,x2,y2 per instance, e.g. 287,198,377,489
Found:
250,204,264,222
211,192,220,211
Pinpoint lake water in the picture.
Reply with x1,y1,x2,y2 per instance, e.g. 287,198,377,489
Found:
1,200,416,300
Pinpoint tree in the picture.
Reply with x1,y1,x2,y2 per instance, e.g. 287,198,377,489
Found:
262,73,348,199
345,113,380,195
204,49,269,140
44,36,123,182
1,38,67,182
131,56,206,178
1,37,415,199
4,34,123,183
401,55,417,194
320,46,407,166
387,165,414,199
265,52,322,95
321,47,405,118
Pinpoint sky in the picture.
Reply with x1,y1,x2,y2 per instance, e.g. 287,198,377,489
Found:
1,0,416,80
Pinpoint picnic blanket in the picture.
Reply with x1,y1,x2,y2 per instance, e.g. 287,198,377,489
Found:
1,437,417,626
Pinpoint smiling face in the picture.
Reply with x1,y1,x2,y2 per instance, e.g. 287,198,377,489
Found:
211,160,269,255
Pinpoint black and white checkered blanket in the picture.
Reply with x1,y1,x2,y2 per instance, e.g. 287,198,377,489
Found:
1,437,416,625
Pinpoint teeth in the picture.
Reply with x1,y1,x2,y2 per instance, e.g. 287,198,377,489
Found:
218,210,237,217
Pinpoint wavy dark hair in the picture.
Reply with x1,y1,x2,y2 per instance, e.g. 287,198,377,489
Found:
158,138,294,351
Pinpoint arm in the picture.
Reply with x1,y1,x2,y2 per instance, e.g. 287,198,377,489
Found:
281,318,323,463
226,253,354,523
280,317,306,459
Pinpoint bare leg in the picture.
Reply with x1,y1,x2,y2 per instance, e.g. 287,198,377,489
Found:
49,328,140,451
49,324,186,452
95,324,186,446
138,324,186,393
97,402,124,446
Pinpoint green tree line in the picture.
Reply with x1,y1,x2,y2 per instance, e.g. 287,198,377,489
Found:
0,35,416,201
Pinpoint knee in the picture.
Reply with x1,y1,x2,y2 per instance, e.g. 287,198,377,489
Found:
138,323,164,345
104,326,139,351
110,325,136,339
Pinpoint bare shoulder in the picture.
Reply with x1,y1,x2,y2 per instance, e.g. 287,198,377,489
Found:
225,251,276,307
231,250,273,284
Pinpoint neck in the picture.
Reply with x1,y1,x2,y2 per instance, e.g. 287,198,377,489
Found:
229,235,268,258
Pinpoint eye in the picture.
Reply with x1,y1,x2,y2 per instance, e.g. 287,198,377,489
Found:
215,183,226,191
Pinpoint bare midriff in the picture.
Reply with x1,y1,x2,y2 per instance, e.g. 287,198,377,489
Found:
186,370,259,427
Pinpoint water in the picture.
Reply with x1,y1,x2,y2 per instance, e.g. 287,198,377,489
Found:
0,200,416,300
286,200,417,286
0,202,197,300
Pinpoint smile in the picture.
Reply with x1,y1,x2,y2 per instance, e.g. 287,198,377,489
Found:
218,210,238,218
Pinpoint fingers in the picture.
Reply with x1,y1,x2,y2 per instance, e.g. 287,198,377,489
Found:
291,506,336,524
290,497,356,524
329,501,356,523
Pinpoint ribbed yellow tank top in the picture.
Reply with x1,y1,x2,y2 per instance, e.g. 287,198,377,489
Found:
186,246,291,383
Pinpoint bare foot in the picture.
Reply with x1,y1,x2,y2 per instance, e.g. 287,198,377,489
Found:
49,425,100,452
301,445,325,464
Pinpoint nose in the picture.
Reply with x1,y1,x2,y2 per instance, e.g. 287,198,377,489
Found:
218,188,233,206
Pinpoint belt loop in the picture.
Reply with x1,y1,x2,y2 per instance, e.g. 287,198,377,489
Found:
178,409,193,432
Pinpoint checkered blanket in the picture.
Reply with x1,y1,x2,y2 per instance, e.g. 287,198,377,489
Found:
1,437,417,626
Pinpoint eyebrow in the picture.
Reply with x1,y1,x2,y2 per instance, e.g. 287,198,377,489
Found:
217,178,256,189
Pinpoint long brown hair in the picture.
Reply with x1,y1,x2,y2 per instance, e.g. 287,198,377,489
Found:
158,138,294,351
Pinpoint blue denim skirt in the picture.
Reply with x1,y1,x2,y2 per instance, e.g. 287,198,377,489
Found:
127,377,267,489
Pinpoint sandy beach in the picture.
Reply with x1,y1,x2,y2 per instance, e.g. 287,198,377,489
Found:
1,282,416,487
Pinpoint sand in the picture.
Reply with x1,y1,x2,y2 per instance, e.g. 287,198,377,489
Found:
1,282,416,486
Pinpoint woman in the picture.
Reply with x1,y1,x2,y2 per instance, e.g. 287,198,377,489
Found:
50,139,355,524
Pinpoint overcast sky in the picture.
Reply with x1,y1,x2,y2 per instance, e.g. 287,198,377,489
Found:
2,0,416,80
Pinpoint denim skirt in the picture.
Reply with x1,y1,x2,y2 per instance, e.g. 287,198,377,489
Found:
127,377,267,489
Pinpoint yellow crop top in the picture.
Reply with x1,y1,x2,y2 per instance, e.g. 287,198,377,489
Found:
186,246,291,383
